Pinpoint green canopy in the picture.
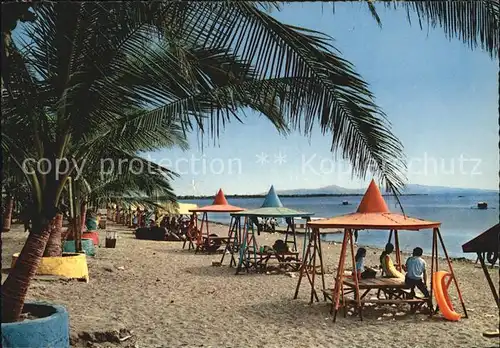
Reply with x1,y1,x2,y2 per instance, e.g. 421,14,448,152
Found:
231,185,313,218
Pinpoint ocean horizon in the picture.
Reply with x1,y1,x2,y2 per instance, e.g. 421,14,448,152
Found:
180,192,498,260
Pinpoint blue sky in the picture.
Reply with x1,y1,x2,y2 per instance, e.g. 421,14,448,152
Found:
147,3,499,196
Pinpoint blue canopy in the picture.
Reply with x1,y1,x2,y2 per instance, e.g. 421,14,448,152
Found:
260,185,283,208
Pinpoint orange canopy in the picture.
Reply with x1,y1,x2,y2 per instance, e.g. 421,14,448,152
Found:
189,189,244,213
308,179,440,230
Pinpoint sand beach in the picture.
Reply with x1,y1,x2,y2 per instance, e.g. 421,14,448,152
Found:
1,222,498,348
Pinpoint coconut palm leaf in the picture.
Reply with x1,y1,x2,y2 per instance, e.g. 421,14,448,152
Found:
139,2,406,189
384,0,499,59
17,2,406,190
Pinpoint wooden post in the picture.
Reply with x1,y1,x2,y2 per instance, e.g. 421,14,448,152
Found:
436,228,468,318
205,212,210,242
332,229,348,321
348,229,362,320
430,228,436,316
293,227,319,302
316,227,327,301
250,222,257,267
477,252,500,309
310,229,318,304
293,230,310,300
231,217,240,267
195,213,206,251
285,218,291,244
394,230,402,272
302,217,310,257
236,216,248,274
291,217,297,251
221,216,239,267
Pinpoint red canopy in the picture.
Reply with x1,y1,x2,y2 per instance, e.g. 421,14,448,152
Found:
309,179,440,230
190,189,244,213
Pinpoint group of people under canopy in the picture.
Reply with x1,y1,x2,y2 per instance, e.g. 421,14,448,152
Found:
182,186,314,272
108,202,198,241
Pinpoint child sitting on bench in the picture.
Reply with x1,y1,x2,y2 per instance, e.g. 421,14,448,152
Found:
353,247,377,279
404,247,430,300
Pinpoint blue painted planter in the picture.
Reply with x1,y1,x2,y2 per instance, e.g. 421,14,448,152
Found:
2,302,70,348
63,238,96,256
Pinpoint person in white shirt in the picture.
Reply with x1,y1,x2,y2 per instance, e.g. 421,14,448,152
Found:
404,247,430,299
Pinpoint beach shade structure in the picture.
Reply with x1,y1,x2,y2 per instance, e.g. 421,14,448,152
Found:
157,202,198,242
159,202,199,216
462,223,499,338
294,179,467,322
230,185,314,274
187,189,244,253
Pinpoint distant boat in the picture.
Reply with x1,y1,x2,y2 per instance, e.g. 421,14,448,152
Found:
458,195,464,198
477,202,488,210
342,201,349,206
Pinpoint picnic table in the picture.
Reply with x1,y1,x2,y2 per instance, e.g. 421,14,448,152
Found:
238,251,301,273
323,276,427,320
195,235,230,253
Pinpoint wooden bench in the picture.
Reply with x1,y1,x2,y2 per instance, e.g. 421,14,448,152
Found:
345,298,425,305
343,277,409,289
202,236,229,242
326,277,429,319
249,251,301,272
196,236,230,253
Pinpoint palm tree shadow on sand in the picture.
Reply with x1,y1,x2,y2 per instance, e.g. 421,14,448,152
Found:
238,297,434,326
182,264,262,278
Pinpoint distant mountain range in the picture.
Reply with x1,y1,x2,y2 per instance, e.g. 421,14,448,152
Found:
178,184,497,199
264,184,498,196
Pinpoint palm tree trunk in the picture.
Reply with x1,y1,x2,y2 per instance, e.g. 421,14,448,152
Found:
43,213,63,257
2,195,14,232
1,220,52,322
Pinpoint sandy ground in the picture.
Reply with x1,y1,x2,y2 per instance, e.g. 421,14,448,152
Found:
1,222,499,348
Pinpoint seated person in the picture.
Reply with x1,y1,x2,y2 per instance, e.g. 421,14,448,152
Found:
404,247,430,301
379,243,404,278
353,247,377,279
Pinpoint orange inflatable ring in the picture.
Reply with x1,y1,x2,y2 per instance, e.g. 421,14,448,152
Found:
432,271,461,321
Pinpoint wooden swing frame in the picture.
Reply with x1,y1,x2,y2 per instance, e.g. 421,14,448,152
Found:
220,216,244,267
294,226,468,322
234,215,311,274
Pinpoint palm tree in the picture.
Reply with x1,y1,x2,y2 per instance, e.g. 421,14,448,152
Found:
1,156,31,232
1,2,36,91
384,1,499,59
1,1,497,323
41,110,188,255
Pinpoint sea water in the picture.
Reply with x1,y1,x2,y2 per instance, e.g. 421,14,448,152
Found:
181,193,498,259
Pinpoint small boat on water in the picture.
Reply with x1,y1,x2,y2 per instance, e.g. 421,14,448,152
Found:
477,202,488,210
342,201,349,206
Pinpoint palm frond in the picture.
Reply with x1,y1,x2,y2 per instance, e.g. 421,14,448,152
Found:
161,2,406,188
384,0,499,59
